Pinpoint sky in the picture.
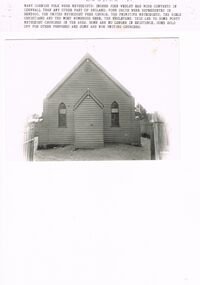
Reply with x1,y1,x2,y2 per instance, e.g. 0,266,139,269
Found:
4,38,179,117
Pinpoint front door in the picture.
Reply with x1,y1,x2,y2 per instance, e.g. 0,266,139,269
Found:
74,92,104,149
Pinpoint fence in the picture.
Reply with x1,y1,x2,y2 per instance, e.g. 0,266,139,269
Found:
140,118,151,138
149,113,169,160
23,123,38,161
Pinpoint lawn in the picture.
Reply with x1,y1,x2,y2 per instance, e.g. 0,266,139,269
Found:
34,138,151,161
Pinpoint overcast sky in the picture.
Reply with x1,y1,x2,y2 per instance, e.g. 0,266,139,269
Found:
4,38,179,117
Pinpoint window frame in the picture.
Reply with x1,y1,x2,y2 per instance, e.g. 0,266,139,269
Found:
58,103,67,127
111,101,120,127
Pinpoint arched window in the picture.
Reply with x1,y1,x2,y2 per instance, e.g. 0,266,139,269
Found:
58,103,66,127
111,101,119,127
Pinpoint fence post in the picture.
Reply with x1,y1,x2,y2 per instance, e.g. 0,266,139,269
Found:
150,122,155,160
23,123,35,161
150,112,169,160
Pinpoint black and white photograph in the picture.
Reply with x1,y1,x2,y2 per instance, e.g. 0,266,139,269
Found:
4,38,179,161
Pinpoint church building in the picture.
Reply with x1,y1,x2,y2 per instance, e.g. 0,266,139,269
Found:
38,54,141,149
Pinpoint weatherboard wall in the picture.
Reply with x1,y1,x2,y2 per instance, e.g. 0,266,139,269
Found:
38,58,140,147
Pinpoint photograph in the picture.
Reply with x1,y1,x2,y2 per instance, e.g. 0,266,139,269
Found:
4,38,180,161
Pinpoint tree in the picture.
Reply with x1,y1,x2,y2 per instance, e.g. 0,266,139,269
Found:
135,103,148,120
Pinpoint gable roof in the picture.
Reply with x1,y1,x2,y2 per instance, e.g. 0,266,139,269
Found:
73,89,104,111
46,53,132,99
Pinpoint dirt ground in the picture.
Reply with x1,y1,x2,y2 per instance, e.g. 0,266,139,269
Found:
34,138,151,161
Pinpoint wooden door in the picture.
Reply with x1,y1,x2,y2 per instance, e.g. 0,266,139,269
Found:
74,94,104,149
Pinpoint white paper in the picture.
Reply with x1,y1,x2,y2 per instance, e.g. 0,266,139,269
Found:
1,1,200,285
